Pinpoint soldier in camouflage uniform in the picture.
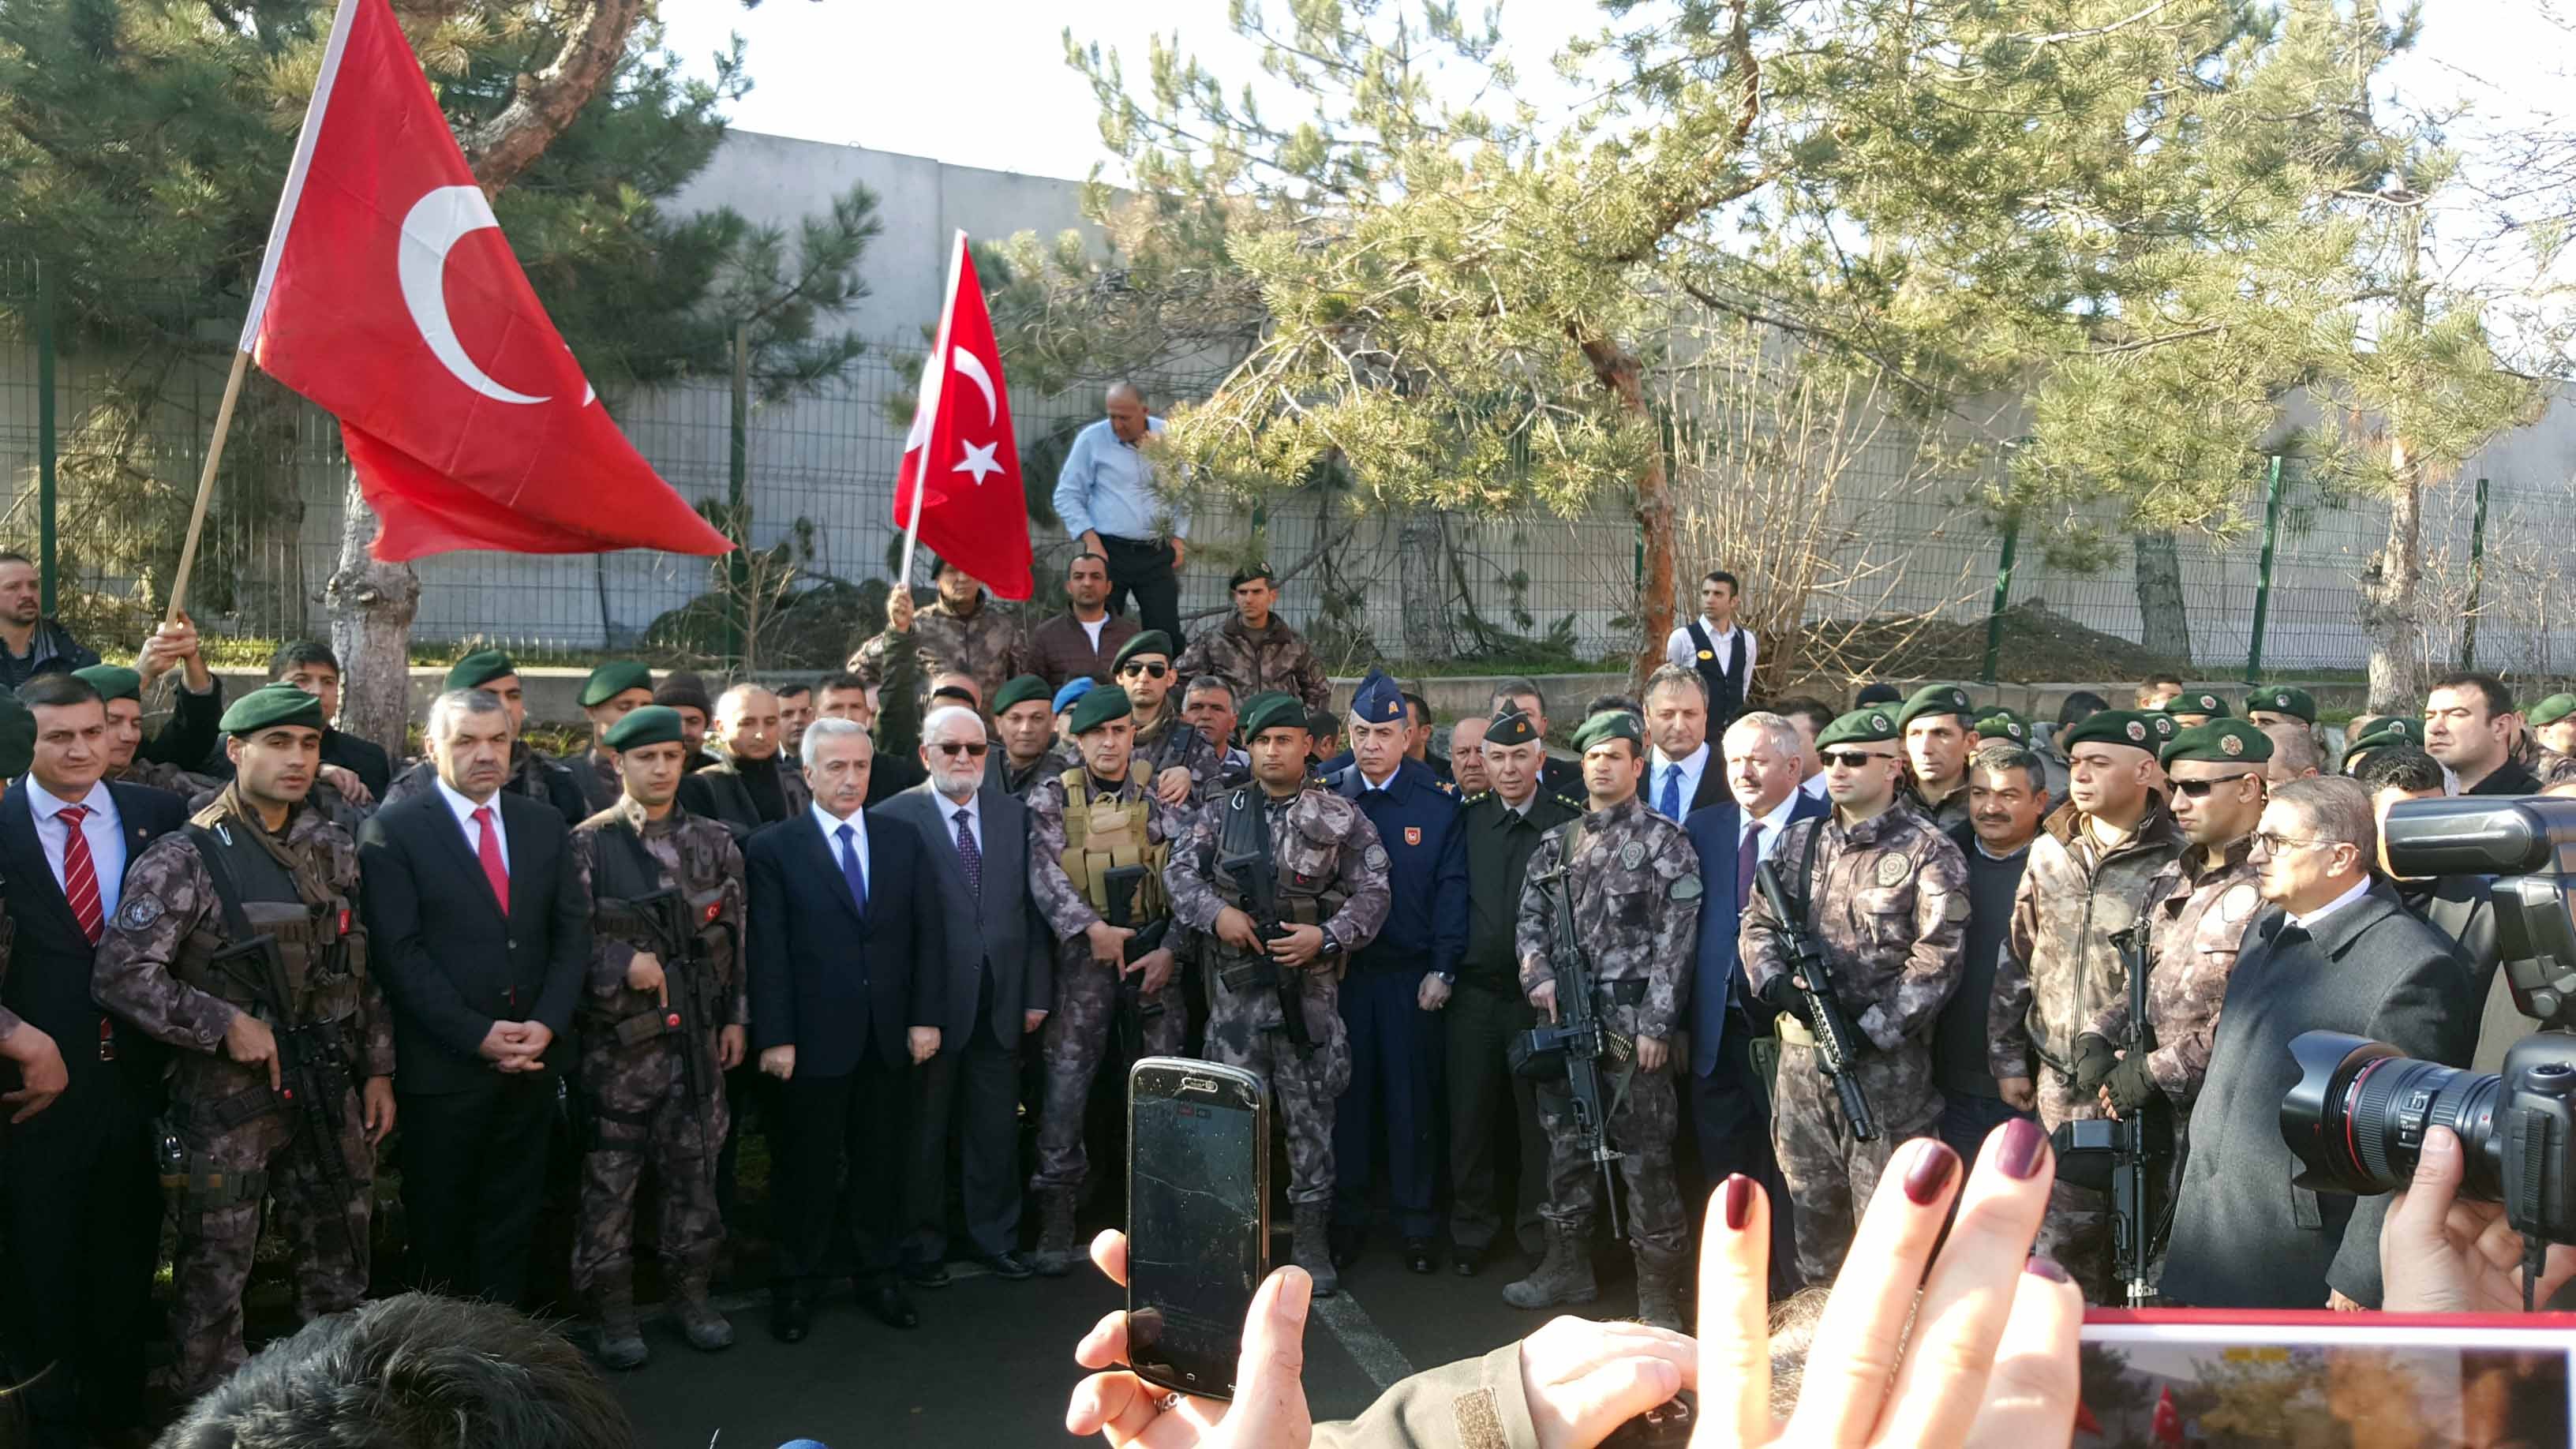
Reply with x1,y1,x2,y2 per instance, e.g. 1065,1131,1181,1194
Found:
1500,710,1701,1331
986,676,1062,799
1025,686,1193,1275
1742,704,1970,1287
1899,684,1979,832
1166,691,1391,1296
848,557,1029,710
566,706,748,1367
574,661,657,814
77,663,223,799
1173,566,1334,713
90,684,395,1400
1111,631,1223,805
2529,694,2576,787
1986,709,2185,1298
384,650,589,825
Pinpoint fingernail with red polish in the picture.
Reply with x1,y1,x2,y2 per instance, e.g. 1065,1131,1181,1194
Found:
2026,1256,2072,1283
1723,1174,1755,1230
1998,1115,2050,1180
1902,1139,1959,1205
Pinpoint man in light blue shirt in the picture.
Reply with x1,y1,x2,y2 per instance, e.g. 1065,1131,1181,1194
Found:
1052,383,1188,645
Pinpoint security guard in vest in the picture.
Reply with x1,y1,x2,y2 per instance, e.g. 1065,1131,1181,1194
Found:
567,705,747,1367
92,683,393,1400
1323,670,1466,1275
1025,685,1190,1274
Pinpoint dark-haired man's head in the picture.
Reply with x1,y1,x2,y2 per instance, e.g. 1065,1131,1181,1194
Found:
0,552,38,627
1066,551,1111,616
268,641,344,724
2056,690,2109,732
1770,695,1835,782
2424,672,2519,791
816,670,875,727
2352,745,2448,879
1698,570,1741,628
20,672,106,798
2135,674,2184,711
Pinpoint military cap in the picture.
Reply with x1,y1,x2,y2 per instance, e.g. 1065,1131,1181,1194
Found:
1228,564,1277,591
1053,676,1099,715
1815,706,1900,750
653,677,713,717
581,660,653,707
2160,718,2274,767
73,665,142,703
2342,717,2423,769
2531,693,2576,728
2164,689,2231,719
1349,669,1406,726
1974,709,2031,743
1066,685,1133,735
1897,683,1976,730
0,693,32,779
1571,710,1645,753
1486,708,1542,747
219,682,327,736
1112,631,1175,671
445,648,517,693
2059,710,2159,755
994,674,1052,713
1855,683,1904,707
2246,686,2316,723
604,705,687,752
1241,691,1309,740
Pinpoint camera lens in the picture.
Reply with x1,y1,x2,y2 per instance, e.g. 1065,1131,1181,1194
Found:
2282,1031,2502,1197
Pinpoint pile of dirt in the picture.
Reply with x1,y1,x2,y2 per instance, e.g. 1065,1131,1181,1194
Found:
1801,601,2178,682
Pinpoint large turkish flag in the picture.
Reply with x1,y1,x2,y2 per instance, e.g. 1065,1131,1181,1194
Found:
892,234,1033,600
242,0,730,561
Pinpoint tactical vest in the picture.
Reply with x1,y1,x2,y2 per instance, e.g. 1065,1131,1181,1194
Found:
584,817,733,1050
1061,769,1170,921
1211,784,1349,929
172,822,360,1033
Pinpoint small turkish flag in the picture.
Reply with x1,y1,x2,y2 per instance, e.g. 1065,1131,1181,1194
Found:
893,233,1032,601
2153,1384,2185,1447
241,0,730,561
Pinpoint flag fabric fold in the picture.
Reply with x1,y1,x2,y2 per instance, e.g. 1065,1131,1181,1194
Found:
893,233,1033,601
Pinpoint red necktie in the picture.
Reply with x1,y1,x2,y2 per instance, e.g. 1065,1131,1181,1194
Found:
58,804,103,944
474,805,510,915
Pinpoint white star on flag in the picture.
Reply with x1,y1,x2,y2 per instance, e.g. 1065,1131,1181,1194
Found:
953,439,1003,485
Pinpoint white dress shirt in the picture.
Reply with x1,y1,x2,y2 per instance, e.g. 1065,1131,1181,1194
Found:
1662,618,1762,678
1799,771,1829,803
814,801,871,887
937,788,983,863
1650,742,1711,819
29,779,125,920
436,777,510,874
1747,789,1803,868
2290,875,2371,932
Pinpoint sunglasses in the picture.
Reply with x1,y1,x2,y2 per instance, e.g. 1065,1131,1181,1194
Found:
2171,773,2262,799
1822,749,1896,769
930,740,990,758
1119,661,1171,680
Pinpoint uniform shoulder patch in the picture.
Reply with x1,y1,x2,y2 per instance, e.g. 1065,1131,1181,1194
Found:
1877,853,1911,888
116,894,163,931
1669,875,1702,901
1363,844,1390,871
1620,840,1647,870
1943,893,1971,923
2219,882,2259,923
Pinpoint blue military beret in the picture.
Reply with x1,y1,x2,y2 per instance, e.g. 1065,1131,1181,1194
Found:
1053,676,1099,716
1349,669,1406,725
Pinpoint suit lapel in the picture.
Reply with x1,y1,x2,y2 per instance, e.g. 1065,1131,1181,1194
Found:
502,800,541,919
796,813,869,927
421,796,505,919
1,784,83,942
908,792,975,899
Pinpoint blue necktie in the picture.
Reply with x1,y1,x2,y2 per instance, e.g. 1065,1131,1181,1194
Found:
1658,765,1682,819
837,822,869,915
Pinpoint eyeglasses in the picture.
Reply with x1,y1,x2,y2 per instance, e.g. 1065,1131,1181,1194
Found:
2250,829,2327,854
2171,773,2263,799
931,740,990,758
1119,661,1171,680
1822,749,1896,769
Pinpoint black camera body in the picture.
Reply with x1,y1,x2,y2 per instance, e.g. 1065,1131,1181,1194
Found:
2278,797,2576,1249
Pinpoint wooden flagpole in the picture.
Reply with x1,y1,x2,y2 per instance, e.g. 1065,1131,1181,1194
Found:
895,229,968,589
164,346,253,625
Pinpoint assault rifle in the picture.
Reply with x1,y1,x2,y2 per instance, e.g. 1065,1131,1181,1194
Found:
595,888,725,1151
1216,851,1317,1058
211,932,364,1262
1752,859,1879,1142
1513,861,1630,1240
2052,925,2174,1306
1101,863,1171,1061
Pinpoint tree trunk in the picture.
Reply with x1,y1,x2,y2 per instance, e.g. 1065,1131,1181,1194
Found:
1579,337,1676,693
2361,452,2427,714
2132,532,2192,666
1397,512,1448,663
326,474,420,756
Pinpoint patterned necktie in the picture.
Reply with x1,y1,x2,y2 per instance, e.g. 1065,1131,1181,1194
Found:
57,804,102,944
1658,765,1683,820
953,807,983,897
837,822,870,915
472,806,510,915
1736,821,1762,912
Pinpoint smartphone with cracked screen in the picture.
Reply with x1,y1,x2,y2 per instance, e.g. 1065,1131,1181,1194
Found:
1126,1056,1271,1402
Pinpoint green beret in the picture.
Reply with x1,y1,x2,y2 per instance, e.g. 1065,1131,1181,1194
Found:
1113,631,1174,671
2342,717,2423,769
2165,690,2230,719
2532,693,2576,728
2059,710,2159,755
581,661,653,708
73,665,141,703
603,705,685,752
1486,708,1541,747
445,648,517,693
0,694,30,779
994,674,1052,713
1974,709,2030,743
2247,686,2316,724
1571,710,1644,753
219,683,326,736
1240,691,1309,740
1228,564,1276,591
1816,706,1900,750
1897,683,1975,730
2160,718,2275,767
1067,685,1135,735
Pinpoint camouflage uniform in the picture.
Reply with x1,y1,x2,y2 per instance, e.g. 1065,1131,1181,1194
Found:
1512,798,1701,1306
2543,751,2576,788
567,797,747,1332
114,758,220,799
1173,616,1334,713
1741,806,1969,1287
1166,779,1390,1286
90,788,388,1398
1907,781,1972,833
848,593,1030,709
1986,798,2185,1295
1132,707,1226,805
574,747,622,814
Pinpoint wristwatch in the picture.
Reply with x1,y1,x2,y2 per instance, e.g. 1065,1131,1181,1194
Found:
1433,970,1456,985
1317,925,1345,958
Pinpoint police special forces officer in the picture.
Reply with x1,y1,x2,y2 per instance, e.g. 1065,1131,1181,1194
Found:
566,706,748,1366
1741,705,1968,1287
91,683,393,1399
1026,685,1192,1275
1502,710,1701,1331
1166,691,1391,1297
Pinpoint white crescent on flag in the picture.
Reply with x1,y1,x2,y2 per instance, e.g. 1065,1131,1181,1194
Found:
397,186,549,406
952,346,999,423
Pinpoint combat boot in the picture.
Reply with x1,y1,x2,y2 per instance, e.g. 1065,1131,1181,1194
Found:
674,1273,734,1352
593,1274,648,1370
1292,1203,1339,1297
1633,1247,1688,1332
1503,1219,1597,1310
1032,1188,1080,1277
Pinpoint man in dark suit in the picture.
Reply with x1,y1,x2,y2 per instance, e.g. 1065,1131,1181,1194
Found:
880,702,1050,1285
358,687,589,1307
750,717,945,1341
2160,776,2481,1311
1682,709,1822,1291
1646,665,1730,822
0,674,188,1447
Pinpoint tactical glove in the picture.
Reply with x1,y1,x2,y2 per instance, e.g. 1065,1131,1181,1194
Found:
2071,1033,2121,1096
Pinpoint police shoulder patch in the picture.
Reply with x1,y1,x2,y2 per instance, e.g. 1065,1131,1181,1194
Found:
1670,875,1702,901
2219,882,2259,923
116,894,163,931
1620,840,1647,870
1363,844,1390,871
1943,893,1971,923
1876,853,1910,887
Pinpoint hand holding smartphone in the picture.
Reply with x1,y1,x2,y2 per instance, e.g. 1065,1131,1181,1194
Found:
1126,1057,1271,1401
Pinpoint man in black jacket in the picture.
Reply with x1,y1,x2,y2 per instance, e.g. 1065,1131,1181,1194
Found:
2160,776,2481,1311
359,687,590,1305
0,552,98,691
2425,671,2540,796
0,674,189,1448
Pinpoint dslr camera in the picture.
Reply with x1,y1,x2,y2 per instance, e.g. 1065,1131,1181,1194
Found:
2282,796,2576,1251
